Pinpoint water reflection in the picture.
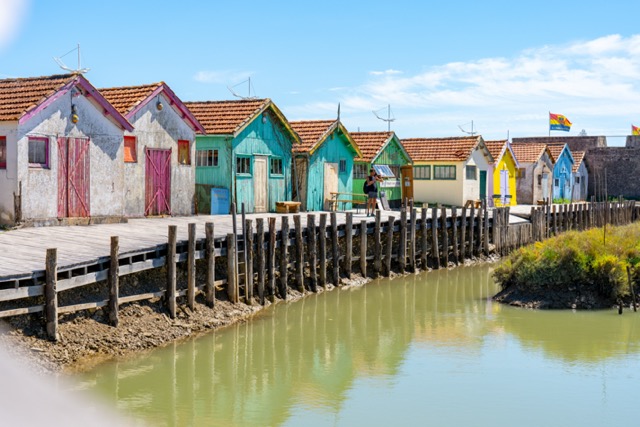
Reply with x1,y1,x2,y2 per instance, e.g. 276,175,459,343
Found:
75,264,640,426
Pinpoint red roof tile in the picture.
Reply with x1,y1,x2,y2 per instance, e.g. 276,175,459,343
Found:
572,150,585,172
546,143,568,163
350,131,395,162
0,74,77,121
184,99,270,135
511,143,549,163
401,136,481,162
290,120,337,153
484,140,508,160
99,83,162,115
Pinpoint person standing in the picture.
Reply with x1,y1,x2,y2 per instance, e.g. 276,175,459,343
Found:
365,168,383,216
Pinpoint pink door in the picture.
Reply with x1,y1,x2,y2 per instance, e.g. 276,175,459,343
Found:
58,137,91,218
145,148,172,216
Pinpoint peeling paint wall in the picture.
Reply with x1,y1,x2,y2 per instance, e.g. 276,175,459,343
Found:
516,153,553,204
124,93,196,217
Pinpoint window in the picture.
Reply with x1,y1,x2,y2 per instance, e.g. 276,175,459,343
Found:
465,165,477,180
554,178,559,187
124,136,137,163
414,166,431,180
353,163,368,179
0,136,6,169
339,159,347,173
537,174,543,186
270,157,283,175
28,137,49,168
178,140,190,165
519,168,526,179
433,165,456,180
575,176,581,184
196,149,219,167
389,165,400,179
236,156,251,174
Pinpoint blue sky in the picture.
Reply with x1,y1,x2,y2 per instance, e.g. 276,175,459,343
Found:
1,0,639,145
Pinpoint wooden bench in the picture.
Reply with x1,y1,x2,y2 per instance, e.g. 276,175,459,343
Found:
329,192,368,212
276,201,301,213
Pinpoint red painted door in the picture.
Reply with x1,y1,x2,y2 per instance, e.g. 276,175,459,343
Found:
145,148,172,216
57,137,91,218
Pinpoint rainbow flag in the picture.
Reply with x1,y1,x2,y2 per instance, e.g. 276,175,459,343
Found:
633,125,640,136
549,112,572,132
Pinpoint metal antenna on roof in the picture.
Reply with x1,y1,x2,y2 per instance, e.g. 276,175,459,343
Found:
337,103,341,121
53,43,90,74
373,104,395,132
228,77,257,100
458,120,477,136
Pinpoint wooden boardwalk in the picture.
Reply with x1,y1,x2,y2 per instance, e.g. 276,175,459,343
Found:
0,211,399,283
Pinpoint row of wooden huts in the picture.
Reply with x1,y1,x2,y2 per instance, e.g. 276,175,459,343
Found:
0,73,590,226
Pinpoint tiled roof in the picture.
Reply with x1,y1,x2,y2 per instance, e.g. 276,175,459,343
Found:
546,143,568,163
290,120,337,153
99,83,162,115
184,99,269,135
484,140,508,161
401,136,480,162
0,74,77,121
511,143,548,163
351,131,394,162
572,150,585,172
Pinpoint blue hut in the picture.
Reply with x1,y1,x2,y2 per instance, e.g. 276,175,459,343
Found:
548,143,575,201
290,120,362,211
185,99,301,213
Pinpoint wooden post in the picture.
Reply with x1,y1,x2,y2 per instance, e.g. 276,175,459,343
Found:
344,212,353,279
279,216,289,299
319,214,327,288
226,233,238,303
469,205,475,259
187,223,196,310
409,208,417,271
460,206,467,261
628,266,637,312
108,236,119,327
420,208,428,269
483,203,490,255
431,207,440,268
385,216,395,276
245,219,254,303
166,225,177,318
45,248,58,341
374,210,382,277
360,220,368,276
440,206,449,266
267,217,276,299
476,206,483,256
331,212,340,286
293,215,304,292
205,222,215,308
307,215,318,292
256,219,265,305
399,207,407,271
451,208,459,265
552,204,558,235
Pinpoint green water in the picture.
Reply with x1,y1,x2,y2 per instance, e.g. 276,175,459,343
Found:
75,264,640,426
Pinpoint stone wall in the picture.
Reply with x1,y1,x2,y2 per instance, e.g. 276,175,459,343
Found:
626,136,640,148
585,147,640,199
512,136,608,152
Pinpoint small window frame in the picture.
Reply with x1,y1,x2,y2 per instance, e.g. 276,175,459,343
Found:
353,163,368,179
0,136,6,169
433,165,456,180
196,149,219,167
414,165,431,180
28,136,49,169
270,157,284,176
465,165,477,180
124,136,137,163
339,159,347,174
236,155,252,175
177,140,191,165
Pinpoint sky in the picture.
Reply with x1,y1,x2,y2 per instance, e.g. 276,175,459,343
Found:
1,0,640,145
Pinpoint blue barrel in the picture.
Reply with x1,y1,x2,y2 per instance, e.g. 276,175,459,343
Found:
210,188,230,215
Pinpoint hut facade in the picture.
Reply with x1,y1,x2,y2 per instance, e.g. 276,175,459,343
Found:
511,143,554,204
571,150,588,201
485,140,519,206
547,143,575,201
185,99,300,213
0,74,132,226
100,82,204,217
290,120,361,211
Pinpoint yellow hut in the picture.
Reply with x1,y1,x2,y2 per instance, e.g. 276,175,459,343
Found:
485,140,519,206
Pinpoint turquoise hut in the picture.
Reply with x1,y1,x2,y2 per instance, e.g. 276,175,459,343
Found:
185,99,301,213
547,143,575,201
290,120,362,211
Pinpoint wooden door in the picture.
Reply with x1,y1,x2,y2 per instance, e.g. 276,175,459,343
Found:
324,163,338,211
542,173,549,200
145,148,172,216
479,170,487,200
253,156,268,213
500,170,509,204
400,165,414,201
58,137,90,218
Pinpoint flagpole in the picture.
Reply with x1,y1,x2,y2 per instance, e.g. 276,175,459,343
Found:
548,111,551,137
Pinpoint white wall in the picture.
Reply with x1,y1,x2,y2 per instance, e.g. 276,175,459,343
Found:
463,147,491,203
0,122,19,223
124,93,196,217
413,162,464,206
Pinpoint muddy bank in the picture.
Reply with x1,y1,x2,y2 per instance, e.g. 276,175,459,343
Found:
0,255,495,375
492,284,621,309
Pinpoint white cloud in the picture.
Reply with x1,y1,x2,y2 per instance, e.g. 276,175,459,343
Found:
193,70,253,85
0,0,29,51
288,34,640,141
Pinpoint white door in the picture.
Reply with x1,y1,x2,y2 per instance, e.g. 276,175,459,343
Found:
254,156,268,213
500,170,509,204
324,163,339,211
542,173,549,200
